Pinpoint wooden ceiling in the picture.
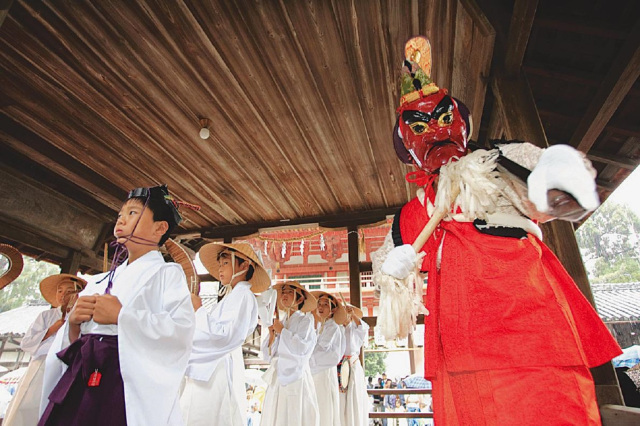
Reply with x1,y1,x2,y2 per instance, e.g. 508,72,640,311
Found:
0,0,638,273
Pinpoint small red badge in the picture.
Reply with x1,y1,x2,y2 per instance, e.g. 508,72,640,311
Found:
88,369,102,387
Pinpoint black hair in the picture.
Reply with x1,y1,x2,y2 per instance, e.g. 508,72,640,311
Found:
126,185,181,246
217,251,255,280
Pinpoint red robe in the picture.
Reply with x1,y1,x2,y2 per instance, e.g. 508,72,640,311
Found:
398,196,621,425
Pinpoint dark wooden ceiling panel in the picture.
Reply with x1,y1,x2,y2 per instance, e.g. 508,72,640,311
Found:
0,0,638,271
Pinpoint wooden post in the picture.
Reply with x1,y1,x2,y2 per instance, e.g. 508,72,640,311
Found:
60,250,81,275
347,225,361,308
492,71,624,406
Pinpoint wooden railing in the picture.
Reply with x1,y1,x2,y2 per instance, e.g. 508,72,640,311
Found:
367,388,433,419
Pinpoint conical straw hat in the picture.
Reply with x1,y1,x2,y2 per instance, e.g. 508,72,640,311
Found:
39,274,87,307
310,291,347,325
199,242,270,293
345,303,364,321
272,281,317,313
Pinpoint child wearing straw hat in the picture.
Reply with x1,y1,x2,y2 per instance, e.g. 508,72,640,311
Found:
180,242,269,426
260,281,319,426
340,303,370,426
309,291,347,426
39,185,196,426
3,274,85,426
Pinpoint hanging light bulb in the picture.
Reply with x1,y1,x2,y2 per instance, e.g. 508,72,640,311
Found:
199,118,211,140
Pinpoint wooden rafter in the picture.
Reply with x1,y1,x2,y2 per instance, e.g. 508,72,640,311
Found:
571,20,640,152
0,0,13,29
587,150,638,170
503,0,538,76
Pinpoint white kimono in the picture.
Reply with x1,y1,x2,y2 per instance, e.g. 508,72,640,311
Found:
4,308,61,426
309,318,345,426
260,310,319,426
40,250,195,426
340,321,370,426
180,281,258,426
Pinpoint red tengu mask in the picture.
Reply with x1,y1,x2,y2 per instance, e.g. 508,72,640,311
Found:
394,88,470,174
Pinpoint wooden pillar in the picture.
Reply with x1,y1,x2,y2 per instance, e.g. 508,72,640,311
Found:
492,71,624,406
347,225,361,308
60,250,81,275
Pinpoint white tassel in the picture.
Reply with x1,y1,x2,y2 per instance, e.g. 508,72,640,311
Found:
300,239,305,256
436,149,503,222
281,241,286,258
320,234,326,251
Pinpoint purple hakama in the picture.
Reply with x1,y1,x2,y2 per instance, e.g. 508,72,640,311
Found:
39,334,126,426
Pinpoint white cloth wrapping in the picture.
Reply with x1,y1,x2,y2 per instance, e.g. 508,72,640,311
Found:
310,318,344,426
4,308,61,426
260,310,319,426
340,321,370,426
181,281,258,425
41,250,195,426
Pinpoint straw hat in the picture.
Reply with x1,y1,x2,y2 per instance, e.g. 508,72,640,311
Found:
165,239,200,295
273,281,317,313
39,274,87,308
310,291,347,325
198,242,270,293
345,303,364,321
0,244,23,290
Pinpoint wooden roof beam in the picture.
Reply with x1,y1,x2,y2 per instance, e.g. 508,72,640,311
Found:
571,20,640,152
191,206,400,241
0,0,13,29
587,150,638,171
503,0,538,76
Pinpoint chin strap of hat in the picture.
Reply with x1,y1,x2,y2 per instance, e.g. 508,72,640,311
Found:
219,251,251,299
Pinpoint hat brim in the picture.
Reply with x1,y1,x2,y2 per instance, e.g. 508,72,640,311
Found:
0,244,24,290
199,242,271,293
39,274,87,307
273,281,317,313
310,291,348,325
345,303,364,321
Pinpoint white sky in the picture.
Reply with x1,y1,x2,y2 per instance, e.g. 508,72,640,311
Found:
604,166,640,217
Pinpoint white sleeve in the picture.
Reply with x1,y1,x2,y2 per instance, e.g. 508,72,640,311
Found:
117,264,195,426
279,313,317,357
309,321,344,372
190,290,257,362
352,321,369,352
496,142,543,171
20,310,53,355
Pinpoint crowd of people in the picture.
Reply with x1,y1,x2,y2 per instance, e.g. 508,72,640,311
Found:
368,374,432,426
2,184,372,426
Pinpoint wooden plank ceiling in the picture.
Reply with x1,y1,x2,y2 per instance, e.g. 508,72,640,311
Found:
0,0,638,273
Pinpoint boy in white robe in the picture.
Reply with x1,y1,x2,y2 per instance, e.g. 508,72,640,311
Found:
39,185,196,426
260,281,319,426
309,291,347,426
180,242,270,426
3,274,85,426
340,304,370,426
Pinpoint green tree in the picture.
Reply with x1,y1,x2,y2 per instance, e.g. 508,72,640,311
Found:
576,202,640,283
364,350,388,378
0,255,60,312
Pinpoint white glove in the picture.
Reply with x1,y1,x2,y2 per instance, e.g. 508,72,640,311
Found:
528,144,599,213
381,244,423,280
